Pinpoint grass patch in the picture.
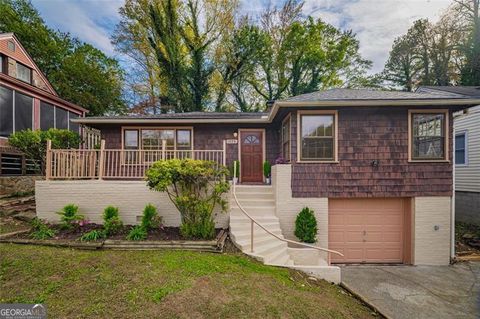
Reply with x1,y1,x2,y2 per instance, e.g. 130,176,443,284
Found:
0,244,378,318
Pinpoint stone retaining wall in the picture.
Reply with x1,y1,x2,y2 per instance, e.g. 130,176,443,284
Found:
0,176,42,196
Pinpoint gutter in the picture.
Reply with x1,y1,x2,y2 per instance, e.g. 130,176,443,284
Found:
72,98,480,125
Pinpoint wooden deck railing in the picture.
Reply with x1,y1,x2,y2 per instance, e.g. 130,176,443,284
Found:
46,139,227,180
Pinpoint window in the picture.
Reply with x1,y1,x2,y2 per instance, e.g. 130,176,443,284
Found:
0,55,3,73
124,130,139,149
7,41,15,52
55,107,68,129
142,129,175,150
16,63,31,83
299,112,336,161
410,111,447,161
281,115,291,161
176,130,191,150
40,101,55,130
455,133,467,165
0,86,13,137
14,91,33,132
124,128,193,151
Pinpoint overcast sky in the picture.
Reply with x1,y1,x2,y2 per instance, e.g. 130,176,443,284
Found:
32,0,452,74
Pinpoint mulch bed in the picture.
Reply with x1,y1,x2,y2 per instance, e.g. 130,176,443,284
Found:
8,224,223,242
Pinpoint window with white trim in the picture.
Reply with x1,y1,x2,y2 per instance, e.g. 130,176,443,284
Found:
123,128,193,151
124,130,139,150
299,113,336,161
455,133,466,165
411,112,447,160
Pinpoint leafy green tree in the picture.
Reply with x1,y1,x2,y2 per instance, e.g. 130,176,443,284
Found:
383,34,419,91
453,0,480,85
116,0,372,112
0,0,126,115
112,0,165,114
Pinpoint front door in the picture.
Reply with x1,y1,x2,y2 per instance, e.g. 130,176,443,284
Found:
240,130,264,183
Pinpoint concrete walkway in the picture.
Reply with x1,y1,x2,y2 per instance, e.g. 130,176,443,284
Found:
341,262,480,319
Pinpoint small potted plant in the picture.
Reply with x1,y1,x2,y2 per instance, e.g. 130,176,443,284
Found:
263,161,271,184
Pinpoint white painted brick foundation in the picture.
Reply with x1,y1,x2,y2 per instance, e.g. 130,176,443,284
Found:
272,165,328,249
35,180,229,228
413,196,452,265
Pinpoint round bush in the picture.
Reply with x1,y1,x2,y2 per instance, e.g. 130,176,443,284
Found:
294,207,317,243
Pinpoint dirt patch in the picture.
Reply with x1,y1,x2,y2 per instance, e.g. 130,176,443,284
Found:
0,216,30,234
456,222,480,256
8,223,223,242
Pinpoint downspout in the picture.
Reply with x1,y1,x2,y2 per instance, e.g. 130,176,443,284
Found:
451,124,455,261
451,112,459,261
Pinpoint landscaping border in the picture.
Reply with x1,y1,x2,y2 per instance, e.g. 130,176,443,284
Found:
0,229,228,253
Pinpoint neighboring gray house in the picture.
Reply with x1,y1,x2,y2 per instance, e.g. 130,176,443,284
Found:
417,86,480,225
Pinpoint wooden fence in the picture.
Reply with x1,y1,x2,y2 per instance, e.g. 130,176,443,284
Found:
46,140,227,180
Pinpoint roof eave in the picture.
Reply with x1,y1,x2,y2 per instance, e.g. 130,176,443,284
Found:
73,98,480,125
71,118,269,124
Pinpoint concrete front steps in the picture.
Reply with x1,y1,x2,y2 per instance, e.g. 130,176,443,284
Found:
229,185,341,283
230,185,293,266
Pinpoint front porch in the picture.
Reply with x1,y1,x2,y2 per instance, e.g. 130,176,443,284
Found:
45,139,227,180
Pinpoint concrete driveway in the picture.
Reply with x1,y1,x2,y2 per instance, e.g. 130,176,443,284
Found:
341,262,480,319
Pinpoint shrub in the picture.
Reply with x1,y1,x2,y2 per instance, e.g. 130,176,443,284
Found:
102,206,123,236
57,204,84,229
146,159,229,240
294,207,317,243
30,218,56,240
141,204,160,230
104,217,123,236
263,161,271,178
103,206,119,221
8,128,81,175
80,230,105,242
126,226,147,241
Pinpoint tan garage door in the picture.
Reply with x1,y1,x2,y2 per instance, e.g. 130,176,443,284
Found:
329,198,405,264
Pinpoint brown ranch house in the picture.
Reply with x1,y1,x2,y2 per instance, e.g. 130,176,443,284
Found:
36,88,480,283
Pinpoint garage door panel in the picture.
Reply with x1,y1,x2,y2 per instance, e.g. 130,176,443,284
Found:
329,198,405,264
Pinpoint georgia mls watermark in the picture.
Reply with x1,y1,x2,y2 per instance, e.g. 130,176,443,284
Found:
0,304,46,319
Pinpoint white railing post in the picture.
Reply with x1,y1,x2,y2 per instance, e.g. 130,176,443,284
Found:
162,139,167,160
45,139,52,180
222,140,227,167
98,139,105,180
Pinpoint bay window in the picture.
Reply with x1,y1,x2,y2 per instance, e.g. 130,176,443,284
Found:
298,111,337,162
410,110,448,161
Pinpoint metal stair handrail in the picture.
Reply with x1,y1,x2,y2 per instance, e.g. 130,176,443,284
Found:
232,163,343,265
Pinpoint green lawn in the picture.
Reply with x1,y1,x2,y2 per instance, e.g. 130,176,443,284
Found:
0,244,378,318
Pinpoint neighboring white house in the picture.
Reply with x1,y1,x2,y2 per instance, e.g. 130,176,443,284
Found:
417,86,480,225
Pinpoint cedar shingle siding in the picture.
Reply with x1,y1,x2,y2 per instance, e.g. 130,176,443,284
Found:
94,106,454,198
290,107,453,198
